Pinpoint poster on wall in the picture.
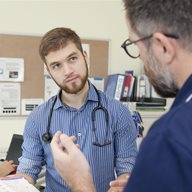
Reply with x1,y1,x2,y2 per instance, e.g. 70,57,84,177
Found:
0,83,21,116
0,57,24,82
88,77,104,91
44,75,59,101
21,98,44,115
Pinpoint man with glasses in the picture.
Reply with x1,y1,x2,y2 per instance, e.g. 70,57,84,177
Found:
50,0,192,191
121,34,179,59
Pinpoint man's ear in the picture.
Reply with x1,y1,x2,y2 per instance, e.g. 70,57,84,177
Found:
83,50,87,58
151,32,176,65
83,51,90,69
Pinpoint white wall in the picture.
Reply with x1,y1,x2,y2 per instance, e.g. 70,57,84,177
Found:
0,0,143,149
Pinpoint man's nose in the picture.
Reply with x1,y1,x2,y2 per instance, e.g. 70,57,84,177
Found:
62,64,72,75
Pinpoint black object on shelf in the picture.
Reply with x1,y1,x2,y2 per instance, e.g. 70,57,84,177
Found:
136,97,167,107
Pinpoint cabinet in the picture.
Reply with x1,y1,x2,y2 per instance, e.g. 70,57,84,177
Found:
140,111,166,136
135,98,174,149
139,98,174,137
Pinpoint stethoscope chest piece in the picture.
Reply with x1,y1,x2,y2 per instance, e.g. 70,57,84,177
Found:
42,132,52,143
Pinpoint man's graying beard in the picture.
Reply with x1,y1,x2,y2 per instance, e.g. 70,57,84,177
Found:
144,53,178,98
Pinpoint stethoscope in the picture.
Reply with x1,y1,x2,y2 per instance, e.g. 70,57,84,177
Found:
42,85,111,147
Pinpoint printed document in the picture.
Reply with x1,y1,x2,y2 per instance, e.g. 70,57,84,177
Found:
0,177,39,192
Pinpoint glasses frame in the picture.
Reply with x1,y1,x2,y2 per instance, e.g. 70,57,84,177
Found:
121,33,179,59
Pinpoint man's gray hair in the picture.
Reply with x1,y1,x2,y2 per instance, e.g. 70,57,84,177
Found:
123,0,192,50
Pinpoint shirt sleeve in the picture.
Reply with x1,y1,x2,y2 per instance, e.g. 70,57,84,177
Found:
17,112,44,182
114,104,138,176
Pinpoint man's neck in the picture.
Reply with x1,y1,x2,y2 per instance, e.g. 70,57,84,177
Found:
61,82,89,109
173,51,192,89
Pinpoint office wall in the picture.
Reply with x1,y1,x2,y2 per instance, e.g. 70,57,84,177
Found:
0,0,143,149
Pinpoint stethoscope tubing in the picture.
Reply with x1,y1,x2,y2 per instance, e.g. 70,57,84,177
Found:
42,84,111,146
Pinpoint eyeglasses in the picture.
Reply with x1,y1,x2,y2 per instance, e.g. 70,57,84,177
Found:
121,33,179,59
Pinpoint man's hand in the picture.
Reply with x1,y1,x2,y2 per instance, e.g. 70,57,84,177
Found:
108,174,129,192
0,160,16,177
51,131,96,192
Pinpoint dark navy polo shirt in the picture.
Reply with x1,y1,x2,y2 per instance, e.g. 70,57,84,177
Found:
124,75,192,192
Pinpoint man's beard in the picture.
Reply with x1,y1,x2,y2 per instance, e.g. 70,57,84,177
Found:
52,62,88,94
144,53,179,98
60,73,88,94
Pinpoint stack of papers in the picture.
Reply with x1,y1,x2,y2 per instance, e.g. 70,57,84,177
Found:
0,177,39,192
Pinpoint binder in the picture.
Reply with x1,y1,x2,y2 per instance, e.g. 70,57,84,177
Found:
121,74,133,101
104,74,126,101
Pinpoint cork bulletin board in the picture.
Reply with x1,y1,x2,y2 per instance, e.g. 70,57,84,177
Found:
0,34,109,101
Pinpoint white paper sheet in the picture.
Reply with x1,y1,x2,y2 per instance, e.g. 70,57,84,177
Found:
44,75,59,101
0,83,21,116
0,57,24,82
0,177,39,192
21,98,44,115
89,77,104,91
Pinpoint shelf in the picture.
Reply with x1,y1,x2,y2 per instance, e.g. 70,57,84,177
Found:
139,110,166,118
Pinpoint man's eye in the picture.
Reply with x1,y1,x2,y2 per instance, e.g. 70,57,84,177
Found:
69,56,77,63
52,63,61,69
